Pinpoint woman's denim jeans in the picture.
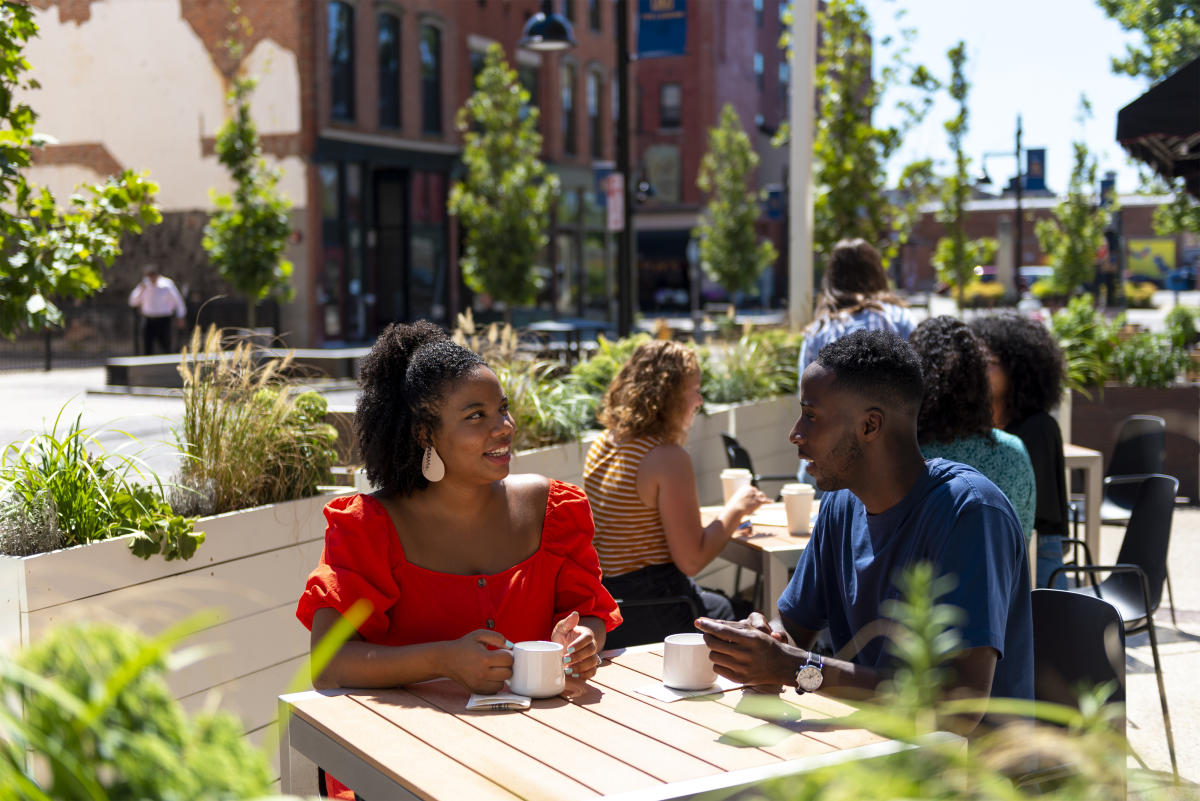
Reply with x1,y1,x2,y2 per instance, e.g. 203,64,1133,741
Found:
1036,533,1068,589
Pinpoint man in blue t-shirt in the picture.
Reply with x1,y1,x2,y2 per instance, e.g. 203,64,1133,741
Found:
697,330,1032,732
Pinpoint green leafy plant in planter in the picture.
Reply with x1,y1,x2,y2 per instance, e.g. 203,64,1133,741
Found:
0,618,271,801
1123,280,1158,309
0,412,202,560
174,326,338,516
563,333,652,426
1111,331,1192,389
1164,305,1200,350
701,328,800,404
1049,295,1121,396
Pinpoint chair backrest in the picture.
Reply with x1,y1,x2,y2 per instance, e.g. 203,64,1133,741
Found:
721,433,755,474
1107,415,1165,478
1114,474,1178,613
1032,589,1126,713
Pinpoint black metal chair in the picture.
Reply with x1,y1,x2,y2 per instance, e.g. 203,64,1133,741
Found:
1051,473,1178,777
720,433,795,501
606,595,702,649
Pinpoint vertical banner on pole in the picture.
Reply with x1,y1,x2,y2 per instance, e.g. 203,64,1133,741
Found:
637,0,687,59
1025,148,1046,192
606,174,625,232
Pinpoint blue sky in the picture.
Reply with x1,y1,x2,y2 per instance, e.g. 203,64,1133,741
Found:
859,0,1153,196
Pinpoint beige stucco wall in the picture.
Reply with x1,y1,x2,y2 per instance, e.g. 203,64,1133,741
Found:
22,1,306,210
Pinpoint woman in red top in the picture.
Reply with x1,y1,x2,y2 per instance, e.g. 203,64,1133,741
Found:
297,321,620,698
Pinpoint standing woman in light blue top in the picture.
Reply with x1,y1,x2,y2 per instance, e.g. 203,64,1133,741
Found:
797,239,915,374
910,316,1036,542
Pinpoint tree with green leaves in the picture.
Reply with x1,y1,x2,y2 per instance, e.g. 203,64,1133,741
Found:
1095,0,1200,82
691,104,778,304
1153,178,1200,237
203,58,294,331
1035,101,1110,297
0,4,161,339
811,0,939,270
448,44,558,323
932,42,997,308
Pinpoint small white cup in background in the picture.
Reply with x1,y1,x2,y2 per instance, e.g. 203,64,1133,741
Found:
509,640,566,698
662,632,717,690
780,483,816,536
720,468,753,505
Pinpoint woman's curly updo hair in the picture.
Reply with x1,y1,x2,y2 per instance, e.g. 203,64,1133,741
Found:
910,316,994,445
598,340,699,444
356,320,487,496
969,313,1066,423
813,238,906,323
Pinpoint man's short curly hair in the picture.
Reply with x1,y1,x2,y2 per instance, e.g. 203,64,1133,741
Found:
910,316,994,445
597,340,699,444
814,329,924,415
355,320,487,496
969,313,1065,422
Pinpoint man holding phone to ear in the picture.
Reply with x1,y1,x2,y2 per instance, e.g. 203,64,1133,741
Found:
696,330,1032,735
128,265,187,355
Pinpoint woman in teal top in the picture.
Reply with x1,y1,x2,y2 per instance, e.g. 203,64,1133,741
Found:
911,316,1035,541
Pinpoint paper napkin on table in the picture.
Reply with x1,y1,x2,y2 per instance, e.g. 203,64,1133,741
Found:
465,691,531,711
635,675,742,703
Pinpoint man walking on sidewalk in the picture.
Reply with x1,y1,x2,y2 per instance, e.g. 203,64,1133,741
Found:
128,265,187,355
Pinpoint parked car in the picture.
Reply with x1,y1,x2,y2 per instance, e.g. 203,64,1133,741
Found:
1018,265,1054,292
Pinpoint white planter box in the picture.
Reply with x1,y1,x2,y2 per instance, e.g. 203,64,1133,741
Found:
0,489,349,745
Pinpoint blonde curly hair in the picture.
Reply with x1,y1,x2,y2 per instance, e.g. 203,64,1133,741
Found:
598,340,700,444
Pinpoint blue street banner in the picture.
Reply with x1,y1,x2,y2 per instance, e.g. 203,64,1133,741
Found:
1025,149,1046,192
638,0,687,59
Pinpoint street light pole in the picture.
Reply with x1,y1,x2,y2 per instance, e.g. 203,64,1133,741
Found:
615,0,635,336
1014,114,1023,297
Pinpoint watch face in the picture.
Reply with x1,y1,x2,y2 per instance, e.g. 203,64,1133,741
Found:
797,665,823,692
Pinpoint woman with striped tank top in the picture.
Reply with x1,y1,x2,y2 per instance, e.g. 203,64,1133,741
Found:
584,340,769,648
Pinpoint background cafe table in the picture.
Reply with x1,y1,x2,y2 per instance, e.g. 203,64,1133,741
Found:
706,502,811,611
1063,443,1103,560
278,644,919,801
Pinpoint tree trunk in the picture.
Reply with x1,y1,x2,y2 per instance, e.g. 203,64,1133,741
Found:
246,298,257,331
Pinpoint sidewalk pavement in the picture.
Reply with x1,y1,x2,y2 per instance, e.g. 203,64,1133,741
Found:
1,366,1198,789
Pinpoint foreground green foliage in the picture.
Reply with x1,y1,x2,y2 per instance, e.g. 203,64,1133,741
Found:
0,620,271,801
175,326,337,515
448,45,557,320
1095,0,1200,82
0,4,161,338
693,104,778,299
0,413,202,560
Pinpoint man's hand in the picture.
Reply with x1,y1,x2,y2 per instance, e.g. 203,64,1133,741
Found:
695,617,798,687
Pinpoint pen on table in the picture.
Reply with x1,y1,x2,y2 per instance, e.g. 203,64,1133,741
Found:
736,519,752,531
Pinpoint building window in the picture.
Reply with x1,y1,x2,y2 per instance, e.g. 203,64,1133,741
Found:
420,23,442,134
564,0,575,23
328,1,355,121
518,62,540,125
587,70,602,158
754,52,763,91
470,49,486,87
378,13,400,128
779,61,790,107
754,0,763,27
588,0,601,31
659,82,681,128
561,61,576,155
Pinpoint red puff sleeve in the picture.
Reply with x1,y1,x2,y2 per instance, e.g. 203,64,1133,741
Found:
542,481,623,632
296,495,399,642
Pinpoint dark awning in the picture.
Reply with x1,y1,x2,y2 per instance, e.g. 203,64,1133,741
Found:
1116,55,1200,199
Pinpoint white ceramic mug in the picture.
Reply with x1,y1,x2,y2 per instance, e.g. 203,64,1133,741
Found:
509,640,566,698
662,632,716,690
720,468,753,505
780,483,815,536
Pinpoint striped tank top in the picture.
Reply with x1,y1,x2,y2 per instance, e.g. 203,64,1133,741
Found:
583,432,672,577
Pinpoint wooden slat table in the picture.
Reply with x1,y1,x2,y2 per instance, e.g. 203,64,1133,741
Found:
279,644,913,800
708,502,811,611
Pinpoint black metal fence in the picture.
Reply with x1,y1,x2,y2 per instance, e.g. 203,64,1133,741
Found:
0,297,281,372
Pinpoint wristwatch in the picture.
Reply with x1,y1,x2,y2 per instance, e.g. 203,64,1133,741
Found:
793,651,824,694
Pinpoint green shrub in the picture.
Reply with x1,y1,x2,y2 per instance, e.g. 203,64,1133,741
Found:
1123,280,1157,308
0,413,202,560
494,361,592,450
1164,304,1200,350
0,621,271,801
701,327,803,403
1111,332,1191,389
1049,295,1121,395
175,326,338,516
961,279,1007,308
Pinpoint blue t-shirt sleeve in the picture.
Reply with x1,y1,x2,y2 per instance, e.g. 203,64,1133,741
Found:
778,504,830,631
935,501,1025,659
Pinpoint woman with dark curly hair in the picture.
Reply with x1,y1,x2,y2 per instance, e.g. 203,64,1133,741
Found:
583,340,769,648
969,313,1069,588
297,321,621,795
911,316,1035,543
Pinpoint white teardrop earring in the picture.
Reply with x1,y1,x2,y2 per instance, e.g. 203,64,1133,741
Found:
422,445,445,482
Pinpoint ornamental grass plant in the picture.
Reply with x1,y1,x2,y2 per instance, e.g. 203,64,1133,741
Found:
174,326,338,516
0,411,201,560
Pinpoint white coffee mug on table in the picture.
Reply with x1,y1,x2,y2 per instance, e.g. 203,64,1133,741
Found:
720,468,753,505
509,640,566,698
662,632,717,690
780,482,815,536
